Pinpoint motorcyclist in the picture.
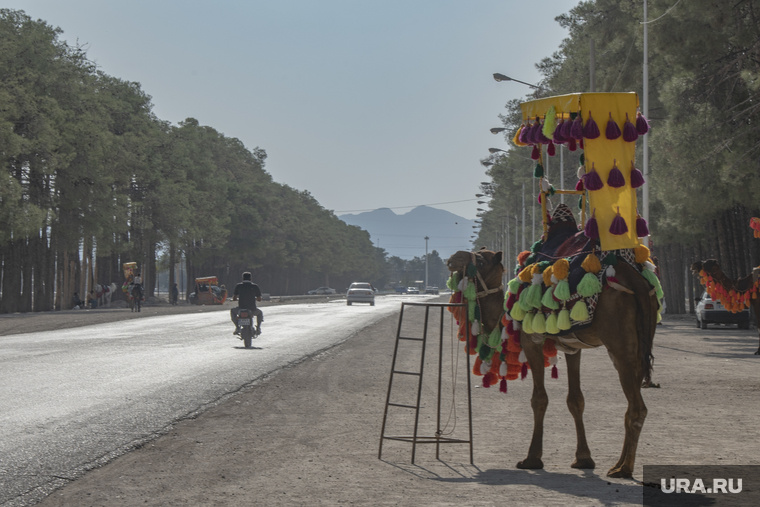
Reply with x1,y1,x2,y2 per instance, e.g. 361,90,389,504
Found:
231,271,263,335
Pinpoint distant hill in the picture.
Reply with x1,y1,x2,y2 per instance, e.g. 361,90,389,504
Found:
339,206,475,260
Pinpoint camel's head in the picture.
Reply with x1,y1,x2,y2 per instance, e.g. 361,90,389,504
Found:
447,248,504,287
691,259,719,276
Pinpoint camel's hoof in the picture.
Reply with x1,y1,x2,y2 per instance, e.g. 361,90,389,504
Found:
516,457,544,470
571,457,595,469
607,467,633,478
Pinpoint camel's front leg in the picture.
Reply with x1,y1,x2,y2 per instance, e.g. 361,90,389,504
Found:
517,335,547,470
565,350,595,469
607,354,648,478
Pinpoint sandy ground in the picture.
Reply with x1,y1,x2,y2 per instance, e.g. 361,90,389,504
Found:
4,301,760,506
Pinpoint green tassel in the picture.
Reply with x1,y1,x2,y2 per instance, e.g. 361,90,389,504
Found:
518,287,534,312
642,269,664,300
510,302,526,321
530,240,544,253
541,286,560,310
557,308,572,330
545,312,559,334
446,273,459,291
577,272,602,297
487,327,502,348
522,312,534,334
554,279,571,301
570,300,590,322
543,106,556,137
507,277,522,295
534,163,544,178
578,196,584,210
602,253,618,266
579,152,585,165
478,343,493,361
525,283,543,309
532,312,546,334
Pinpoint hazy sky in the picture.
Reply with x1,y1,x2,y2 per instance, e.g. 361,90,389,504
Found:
11,0,579,219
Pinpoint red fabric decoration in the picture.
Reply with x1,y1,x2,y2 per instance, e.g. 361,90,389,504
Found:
583,112,600,139
623,113,639,142
605,112,621,140
610,207,628,235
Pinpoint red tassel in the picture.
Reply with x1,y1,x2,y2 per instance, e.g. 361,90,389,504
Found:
610,207,628,235
499,378,508,393
520,362,528,380
575,178,585,191
531,145,540,160
623,113,639,142
607,160,625,188
583,112,600,139
551,365,558,379
606,112,621,140
567,137,577,151
547,142,556,156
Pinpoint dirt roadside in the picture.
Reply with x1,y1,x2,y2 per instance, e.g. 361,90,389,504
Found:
6,304,760,506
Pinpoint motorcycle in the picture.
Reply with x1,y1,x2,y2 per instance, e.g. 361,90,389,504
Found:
236,308,260,348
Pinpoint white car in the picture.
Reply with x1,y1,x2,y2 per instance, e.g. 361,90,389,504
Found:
346,282,375,306
407,287,420,294
695,291,750,329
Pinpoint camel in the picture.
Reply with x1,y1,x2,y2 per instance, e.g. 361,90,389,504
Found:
691,259,760,354
447,247,658,478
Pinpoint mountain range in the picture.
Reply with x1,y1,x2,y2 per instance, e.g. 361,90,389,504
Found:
339,206,476,260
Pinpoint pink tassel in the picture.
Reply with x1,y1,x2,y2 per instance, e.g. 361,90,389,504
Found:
531,145,540,160
579,138,584,150
520,362,528,380
553,121,566,144
584,210,599,239
630,161,645,188
583,163,604,191
547,142,556,156
607,160,625,188
606,112,621,140
623,113,639,142
575,178,585,191
636,111,650,135
567,137,577,152
636,214,650,237
570,114,584,140
610,207,628,235
551,365,558,379
499,378,508,393
583,112,600,139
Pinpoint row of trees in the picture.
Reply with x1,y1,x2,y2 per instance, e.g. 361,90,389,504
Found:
479,0,760,313
0,9,409,313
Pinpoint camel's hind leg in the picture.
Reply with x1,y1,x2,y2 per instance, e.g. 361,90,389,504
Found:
607,351,647,478
517,335,547,470
565,350,595,469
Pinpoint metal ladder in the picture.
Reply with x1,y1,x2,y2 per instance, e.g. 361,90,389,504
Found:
378,301,473,464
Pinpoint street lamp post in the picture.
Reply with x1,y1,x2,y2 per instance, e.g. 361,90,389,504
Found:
424,236,429,290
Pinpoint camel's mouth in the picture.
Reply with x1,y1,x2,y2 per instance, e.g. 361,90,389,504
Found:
446,251,472,273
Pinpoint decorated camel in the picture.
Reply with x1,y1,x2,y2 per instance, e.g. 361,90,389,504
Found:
446,92,662,477
691,257,760,354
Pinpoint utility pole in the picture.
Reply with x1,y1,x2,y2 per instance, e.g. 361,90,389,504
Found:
424,236,429,290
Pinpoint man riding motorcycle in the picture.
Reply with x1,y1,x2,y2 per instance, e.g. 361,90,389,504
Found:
231,271,263,336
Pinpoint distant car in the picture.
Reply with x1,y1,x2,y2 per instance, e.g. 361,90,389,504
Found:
425,286,439,295
696,291,750,329
307,286,336,295
394,286,408,294
347,282,375,306
407,287,420,294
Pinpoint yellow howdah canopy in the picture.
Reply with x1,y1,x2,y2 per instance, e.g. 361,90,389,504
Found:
519,92,642,251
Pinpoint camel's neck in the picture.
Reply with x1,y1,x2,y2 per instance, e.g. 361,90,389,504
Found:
712,269,753,291
477,291,505,332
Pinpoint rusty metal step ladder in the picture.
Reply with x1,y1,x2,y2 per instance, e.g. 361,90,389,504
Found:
378,301,473,464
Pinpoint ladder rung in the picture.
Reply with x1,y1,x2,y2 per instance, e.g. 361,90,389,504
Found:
392,370,421,376
387,402,418,409
398,336,424,342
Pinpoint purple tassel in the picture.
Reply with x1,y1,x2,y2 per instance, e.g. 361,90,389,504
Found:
636,112,650,135
583,163,604,191
537,122,552,144
570,115,584,140
547,142,556,156
610,207,628,235
567,137,577,152
560,117,573,139
630,162,645,188
584,211,599,239
518,124,529,144
607,161,625,188
553,120,566,144
499,378,507,393
526,122,538,144
520,362,528,380
623,113,639,142
606,112,621,140
531,145,540,160
636,215,650,237
583,112,600,139
551,365,558,379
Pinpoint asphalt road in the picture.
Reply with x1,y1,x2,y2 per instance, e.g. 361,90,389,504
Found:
0,295,434,506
